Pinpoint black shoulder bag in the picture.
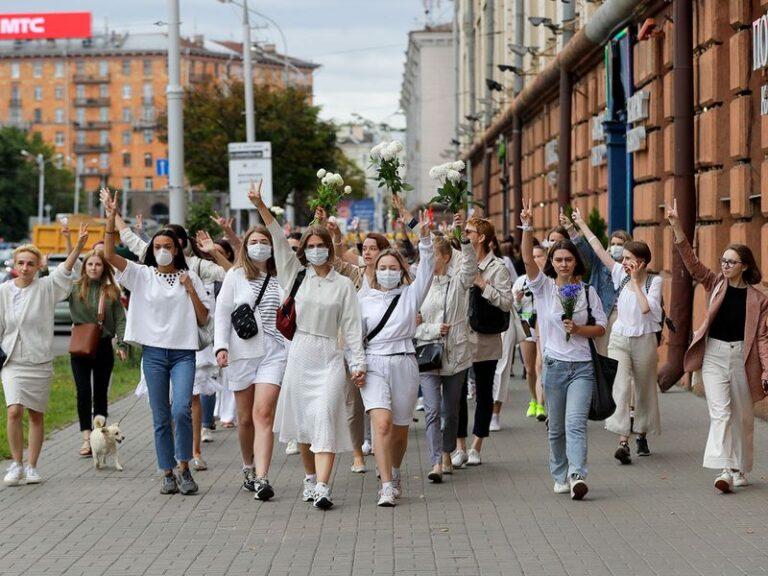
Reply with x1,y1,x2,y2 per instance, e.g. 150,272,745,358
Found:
365,294,401,347
415,282,448,372
468,280,510,334
584,284,618,421
231,275,271,340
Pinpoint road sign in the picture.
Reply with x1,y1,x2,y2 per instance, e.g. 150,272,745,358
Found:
228,142,273,209
156,158,168,177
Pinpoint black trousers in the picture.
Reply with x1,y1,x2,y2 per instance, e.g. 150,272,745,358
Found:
71,338,115,431
471,359,498,439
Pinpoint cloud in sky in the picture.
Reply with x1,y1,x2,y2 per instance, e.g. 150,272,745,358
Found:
15,0,454,127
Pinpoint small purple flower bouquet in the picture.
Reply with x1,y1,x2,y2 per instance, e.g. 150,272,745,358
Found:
558,283,581,341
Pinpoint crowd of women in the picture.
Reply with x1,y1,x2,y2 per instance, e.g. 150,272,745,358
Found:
2,181,767,506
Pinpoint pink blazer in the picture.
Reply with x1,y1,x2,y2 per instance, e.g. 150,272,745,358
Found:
676,237,768,403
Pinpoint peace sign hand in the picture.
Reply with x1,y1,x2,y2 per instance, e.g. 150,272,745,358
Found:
247,179,265,208
666,198,678,226
520,198,533,228
76,222,89,248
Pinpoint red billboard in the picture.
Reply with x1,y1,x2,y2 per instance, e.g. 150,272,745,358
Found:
0,12,91,40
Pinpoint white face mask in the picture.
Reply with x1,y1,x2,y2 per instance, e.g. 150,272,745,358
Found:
540,239,552,249
376,269,402,289
247,243,272,262
610,245,623,261
154,248,174,267
305,247,329,266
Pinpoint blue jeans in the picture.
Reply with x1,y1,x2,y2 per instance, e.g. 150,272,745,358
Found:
200,392,216,429
543,357,594,483
142,346,197,471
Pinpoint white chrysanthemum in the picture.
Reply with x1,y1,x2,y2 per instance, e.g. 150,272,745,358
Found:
370,142,386,159
322,174,333,186
317,168,327,179
344,185,352,194
332,173,343,186
429,163,449,182
390,140,404,153
451,160,465,172
446,169,462,183
270,206,285,216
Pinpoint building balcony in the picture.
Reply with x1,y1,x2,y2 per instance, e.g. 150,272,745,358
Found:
132,118,158,130
73,73,111,84
9,97,22,107
2,119,30,130
74,97,111,107
81,166,111,177
73,120,112,130
74,142,112,154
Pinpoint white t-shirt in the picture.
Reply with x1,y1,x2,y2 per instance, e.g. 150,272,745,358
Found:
528,272,606,362
117,261,211,351
610,263,663,337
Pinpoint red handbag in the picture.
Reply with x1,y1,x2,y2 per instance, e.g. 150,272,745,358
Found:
275,270,306,340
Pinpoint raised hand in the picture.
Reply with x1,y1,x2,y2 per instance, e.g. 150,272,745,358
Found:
135,213,144,234
520,198,533,228
99,187,111,210
571,207,584,226
666,198,678,226
60,217,70,238
76,222,89,247
247,179,265,208
418,209,430,238
103,188,119,219
559,206,572,229
195,230,216,254
453,210,465,233
326,217,342,243
209,211,235,230
314,206,328,225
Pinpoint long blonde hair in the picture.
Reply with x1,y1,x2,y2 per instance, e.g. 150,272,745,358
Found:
74,251,121,302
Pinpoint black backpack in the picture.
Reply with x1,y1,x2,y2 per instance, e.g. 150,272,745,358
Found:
468,285,510,335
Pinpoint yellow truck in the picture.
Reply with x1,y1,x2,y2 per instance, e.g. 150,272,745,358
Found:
32,214,106,256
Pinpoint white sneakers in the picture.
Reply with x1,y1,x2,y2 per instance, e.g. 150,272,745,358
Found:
285,440,299,455
466,449,482,466
553,481,570,494
489,414,501,432
415,397,425,412
313,483,333,510
714,470,733,493
3,463,40,486
201,427,213,443
361,440,372,456
302,478,316,502
569,474,588,500
377,484,396,507
4,462,25,486
350,463,367,473
451,449,468,468
733,471,749,487
392,475,402,498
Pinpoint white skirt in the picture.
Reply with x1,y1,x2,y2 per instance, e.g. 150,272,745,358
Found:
2,361,54,413
273,332,352,453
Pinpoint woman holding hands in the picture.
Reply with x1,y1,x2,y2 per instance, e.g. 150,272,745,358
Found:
249,181,366,511
667,200,768,492
520,199,606,500
570,208,662,463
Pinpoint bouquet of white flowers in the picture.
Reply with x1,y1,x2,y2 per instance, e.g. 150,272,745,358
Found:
308,168,352,222
370,140,412,196
269,205,285,221
428,160,482,239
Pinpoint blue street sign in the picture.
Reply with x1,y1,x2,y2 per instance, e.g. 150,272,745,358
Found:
156,158,169,176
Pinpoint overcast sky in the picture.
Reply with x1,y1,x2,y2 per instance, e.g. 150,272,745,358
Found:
17,0,454,128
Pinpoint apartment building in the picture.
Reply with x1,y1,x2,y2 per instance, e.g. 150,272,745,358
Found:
0,31,317,222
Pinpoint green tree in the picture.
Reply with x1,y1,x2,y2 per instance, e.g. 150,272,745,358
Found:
159,83,355,222
0,127,73,241
185,193,219,237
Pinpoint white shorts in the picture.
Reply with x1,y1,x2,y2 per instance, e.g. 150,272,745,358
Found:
360,354,420,426
227,336,287,391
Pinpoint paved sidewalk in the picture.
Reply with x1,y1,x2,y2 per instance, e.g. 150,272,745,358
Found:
3,378,768,576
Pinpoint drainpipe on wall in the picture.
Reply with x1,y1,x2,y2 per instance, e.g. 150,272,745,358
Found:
467,0,476,203
557,0,576,209
512,0,525,243
658,0,695,391
482,0,495,213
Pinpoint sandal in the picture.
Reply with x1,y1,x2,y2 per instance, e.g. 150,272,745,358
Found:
79,440,92,457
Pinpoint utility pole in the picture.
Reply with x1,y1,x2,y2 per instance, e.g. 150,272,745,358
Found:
243,0,255,143
36,153,45,223
167,0,186,225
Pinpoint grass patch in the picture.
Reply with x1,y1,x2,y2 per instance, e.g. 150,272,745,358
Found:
0,352,141,460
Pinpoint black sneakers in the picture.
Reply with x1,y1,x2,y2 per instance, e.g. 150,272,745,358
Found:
242,468,257,492
636,437,651,457
254,478,275,501
614,441,632,465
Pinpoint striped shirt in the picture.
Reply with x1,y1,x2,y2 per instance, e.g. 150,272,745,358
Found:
248,275,281,340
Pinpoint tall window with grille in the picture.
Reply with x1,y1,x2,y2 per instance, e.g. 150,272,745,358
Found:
144,176,153,191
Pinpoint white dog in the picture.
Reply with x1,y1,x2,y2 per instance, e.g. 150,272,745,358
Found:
90,415,125,471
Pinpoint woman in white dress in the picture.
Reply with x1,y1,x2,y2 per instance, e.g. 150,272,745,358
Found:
249,181,366,510
358,212,432,506
215,225,287,501
1,227,89,486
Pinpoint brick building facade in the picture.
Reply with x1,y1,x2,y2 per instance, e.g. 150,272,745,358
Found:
0,32,316,222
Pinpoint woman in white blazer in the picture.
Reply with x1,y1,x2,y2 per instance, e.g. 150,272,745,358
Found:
215,225,286,501
1,227,89,486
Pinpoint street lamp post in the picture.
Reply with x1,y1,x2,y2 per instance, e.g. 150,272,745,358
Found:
167,0,186,225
